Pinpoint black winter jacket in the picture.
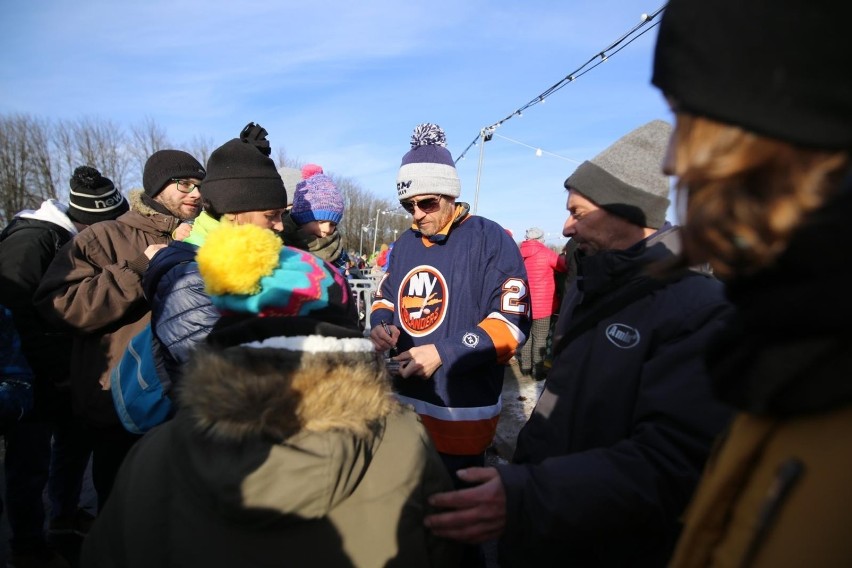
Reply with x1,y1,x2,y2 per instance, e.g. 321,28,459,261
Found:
498,226,733,567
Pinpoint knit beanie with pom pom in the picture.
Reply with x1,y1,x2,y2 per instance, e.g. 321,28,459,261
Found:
196,224,360,344
289,164,345,226
396,123,461,200
67,165,129,225
201,122,288,215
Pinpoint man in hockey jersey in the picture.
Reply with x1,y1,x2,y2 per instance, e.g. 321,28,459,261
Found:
370,123,531,484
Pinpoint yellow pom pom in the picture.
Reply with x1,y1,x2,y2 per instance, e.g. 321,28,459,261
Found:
197,224,282,296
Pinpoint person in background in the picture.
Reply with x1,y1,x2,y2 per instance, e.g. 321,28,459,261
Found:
143,122,288,386
34,150,205,509
0,166,129,568
280,163,350,275
82,224,460,568
517,227,566,380
652,0,852,565
425,120,733,567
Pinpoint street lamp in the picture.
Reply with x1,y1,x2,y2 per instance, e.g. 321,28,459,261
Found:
358,225,371,258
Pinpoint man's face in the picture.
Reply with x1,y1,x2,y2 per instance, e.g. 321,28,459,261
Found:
400,194,455,237
562,190,646,255
155,178,202,221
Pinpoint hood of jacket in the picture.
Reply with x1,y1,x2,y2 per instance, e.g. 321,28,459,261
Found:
171,343,397,523
12,199,78,235
121,190,182,236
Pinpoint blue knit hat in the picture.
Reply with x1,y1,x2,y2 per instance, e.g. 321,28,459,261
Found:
289,164,345,226
396,123,461,200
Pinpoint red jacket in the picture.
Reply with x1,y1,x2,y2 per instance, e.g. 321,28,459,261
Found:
520,239,566,319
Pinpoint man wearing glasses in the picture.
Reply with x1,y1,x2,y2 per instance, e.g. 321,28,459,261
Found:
35,150,205,510
370,124,531,491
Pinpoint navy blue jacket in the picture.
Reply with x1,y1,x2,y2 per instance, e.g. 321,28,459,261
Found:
143,242,218,384
497,227,733,567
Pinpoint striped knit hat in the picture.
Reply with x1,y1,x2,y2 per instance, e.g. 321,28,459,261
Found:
289,164,345,225
67,166,129,225
396,123,461,200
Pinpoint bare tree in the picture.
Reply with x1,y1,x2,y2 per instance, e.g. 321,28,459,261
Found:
52,116,133,193
0,114,57,227
186,134,217,168
129,116,169,182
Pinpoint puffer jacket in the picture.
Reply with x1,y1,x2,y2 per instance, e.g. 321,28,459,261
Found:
519,239,566,319
670,176,852,567
34,191,181,427
82,341,461,567
498,226,734,567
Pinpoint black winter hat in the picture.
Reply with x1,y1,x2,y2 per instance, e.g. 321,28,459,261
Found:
201,122,288,214
652,0,852,150
67,166,129,225
142,150,206,197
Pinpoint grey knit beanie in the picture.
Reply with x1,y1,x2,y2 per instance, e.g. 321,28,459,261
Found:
564,120,672,229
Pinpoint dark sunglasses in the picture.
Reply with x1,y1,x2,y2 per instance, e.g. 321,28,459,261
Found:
401,196,442,214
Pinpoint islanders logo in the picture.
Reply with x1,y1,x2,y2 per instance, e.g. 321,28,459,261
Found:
398,265,448,337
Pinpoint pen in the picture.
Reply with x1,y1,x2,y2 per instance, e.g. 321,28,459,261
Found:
381,321,398,356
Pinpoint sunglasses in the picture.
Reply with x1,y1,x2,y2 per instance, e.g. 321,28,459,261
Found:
400,196,442,215
171,179,201,194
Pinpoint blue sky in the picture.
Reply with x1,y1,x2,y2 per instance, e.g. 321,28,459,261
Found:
0,0,671,245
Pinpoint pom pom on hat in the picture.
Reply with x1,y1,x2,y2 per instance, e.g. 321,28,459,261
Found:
67,165,129,225
396,123,460,200
301,164,324,179
197,224,282,296
289,164,345,226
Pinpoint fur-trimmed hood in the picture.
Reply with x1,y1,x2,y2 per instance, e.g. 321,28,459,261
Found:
171,344,400,520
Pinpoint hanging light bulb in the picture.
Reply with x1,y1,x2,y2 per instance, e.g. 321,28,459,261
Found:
535,148,543,157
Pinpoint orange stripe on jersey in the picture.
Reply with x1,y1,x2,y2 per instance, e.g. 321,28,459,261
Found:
419,414,500,455
480,318,520,364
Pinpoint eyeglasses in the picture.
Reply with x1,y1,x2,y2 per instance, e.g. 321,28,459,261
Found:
400,196,442,215
171,179,201,194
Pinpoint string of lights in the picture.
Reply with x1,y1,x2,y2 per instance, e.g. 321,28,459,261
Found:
491,133,582,164
454,5,667,164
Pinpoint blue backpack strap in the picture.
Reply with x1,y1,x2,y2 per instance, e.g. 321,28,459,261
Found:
110,323,175,434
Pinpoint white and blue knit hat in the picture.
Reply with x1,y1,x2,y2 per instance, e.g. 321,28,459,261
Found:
396,123,461,200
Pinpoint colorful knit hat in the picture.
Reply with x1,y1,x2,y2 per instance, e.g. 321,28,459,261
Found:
564,120,672,229
142,150,206,197
197,224,361,348
201,122,288,215
289,164,345,225
67,166,129,225
396,123,461,200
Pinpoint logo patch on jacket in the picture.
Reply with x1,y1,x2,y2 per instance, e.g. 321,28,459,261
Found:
462,332,479,348
398,265,447,337
605,323,640,348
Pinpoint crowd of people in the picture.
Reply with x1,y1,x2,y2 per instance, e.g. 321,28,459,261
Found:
1,0,850,566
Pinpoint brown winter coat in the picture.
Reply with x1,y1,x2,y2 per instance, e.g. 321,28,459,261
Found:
34,191,181,427
82,344,461,567
670,407,852,567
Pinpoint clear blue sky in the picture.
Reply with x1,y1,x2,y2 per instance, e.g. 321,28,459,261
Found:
0,0,672,245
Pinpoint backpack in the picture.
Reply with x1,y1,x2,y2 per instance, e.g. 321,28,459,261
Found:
110,323,174,434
